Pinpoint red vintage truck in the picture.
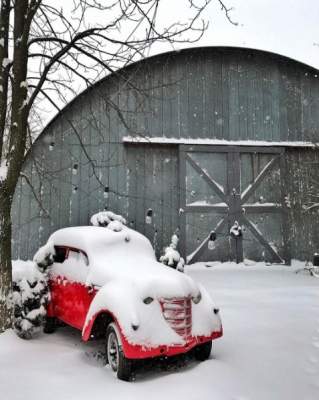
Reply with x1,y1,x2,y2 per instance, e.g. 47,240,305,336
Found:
34,225,222,380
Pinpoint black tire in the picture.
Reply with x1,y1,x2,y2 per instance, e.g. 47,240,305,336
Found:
193,340,212,361
43,317,57,334
106,323,133,381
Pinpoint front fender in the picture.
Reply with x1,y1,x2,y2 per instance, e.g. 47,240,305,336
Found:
82,279,184,351
191,284,222,336
82,280,139,341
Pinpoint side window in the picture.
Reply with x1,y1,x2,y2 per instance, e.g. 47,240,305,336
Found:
51,246,89,284
53,246,89,266
67,248,89,266
67,249,89,266
68,249,80,261
80,251,89,266
54,246,67,263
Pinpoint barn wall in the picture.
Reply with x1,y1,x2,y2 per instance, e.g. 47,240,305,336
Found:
285,148,319,259
125,144,179,256
11,47,319,261
117,48,319,142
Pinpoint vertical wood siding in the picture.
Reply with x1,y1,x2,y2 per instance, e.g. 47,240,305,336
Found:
11,47,319,261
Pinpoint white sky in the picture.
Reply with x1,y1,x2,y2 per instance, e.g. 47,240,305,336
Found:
157,0,319,69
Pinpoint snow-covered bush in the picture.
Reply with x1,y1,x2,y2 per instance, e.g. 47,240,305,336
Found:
90,211,126,231
12,260,50,339
160,234,185,272
107,220,125,232
11,241,55,338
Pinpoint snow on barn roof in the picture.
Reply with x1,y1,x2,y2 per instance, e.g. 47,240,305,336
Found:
123,136,319,148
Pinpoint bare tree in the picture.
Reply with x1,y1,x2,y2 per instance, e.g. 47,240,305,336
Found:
0,0,235,332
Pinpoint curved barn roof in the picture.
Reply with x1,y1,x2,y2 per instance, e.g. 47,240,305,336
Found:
32,46,319,150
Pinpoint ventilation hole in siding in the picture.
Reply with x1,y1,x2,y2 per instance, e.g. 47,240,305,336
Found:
72,164,78,175
146,208,153,224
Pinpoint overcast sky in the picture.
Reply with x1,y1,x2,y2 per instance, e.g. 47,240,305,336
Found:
160,0,319,69
37,0,319,127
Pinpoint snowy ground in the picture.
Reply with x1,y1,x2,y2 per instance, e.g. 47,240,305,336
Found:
1,260,319,400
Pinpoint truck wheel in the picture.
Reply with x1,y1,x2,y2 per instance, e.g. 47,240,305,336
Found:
106,323,133,381
193,340,212,361
43,317,57,334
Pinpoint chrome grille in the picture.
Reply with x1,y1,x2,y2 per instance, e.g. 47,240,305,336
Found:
161,297,192,340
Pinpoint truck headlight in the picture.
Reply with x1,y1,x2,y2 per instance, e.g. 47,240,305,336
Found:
131,323,139,331
192,291,202,304
143,296,154,304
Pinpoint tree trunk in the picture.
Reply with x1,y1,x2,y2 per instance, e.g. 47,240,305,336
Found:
0,189,12,332
0,0,31,333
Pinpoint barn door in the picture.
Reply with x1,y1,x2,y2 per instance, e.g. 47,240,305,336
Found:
179,145,288,264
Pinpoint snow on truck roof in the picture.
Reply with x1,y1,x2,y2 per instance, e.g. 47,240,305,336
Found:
49,225,155,259
41,224,200,301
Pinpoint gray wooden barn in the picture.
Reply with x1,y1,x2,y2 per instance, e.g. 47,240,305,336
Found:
12,47,319,264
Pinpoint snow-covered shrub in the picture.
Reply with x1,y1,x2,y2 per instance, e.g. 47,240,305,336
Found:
160,234,185,272
90,211,127,232
12,260,50,339
107,220,125,232
33,240,55,272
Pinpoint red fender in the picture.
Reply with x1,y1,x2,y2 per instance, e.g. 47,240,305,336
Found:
82,309,117,341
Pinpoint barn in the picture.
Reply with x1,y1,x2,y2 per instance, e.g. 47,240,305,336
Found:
12,46,319,265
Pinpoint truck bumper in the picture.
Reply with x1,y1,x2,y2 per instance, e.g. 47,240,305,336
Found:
121,329,223,359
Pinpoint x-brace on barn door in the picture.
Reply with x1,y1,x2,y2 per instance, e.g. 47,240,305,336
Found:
179,145,289,265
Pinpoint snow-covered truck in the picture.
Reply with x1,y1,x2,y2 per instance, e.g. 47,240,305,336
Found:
34,224,223,380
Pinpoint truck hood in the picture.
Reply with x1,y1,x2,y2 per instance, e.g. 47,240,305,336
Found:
87,255,200,300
